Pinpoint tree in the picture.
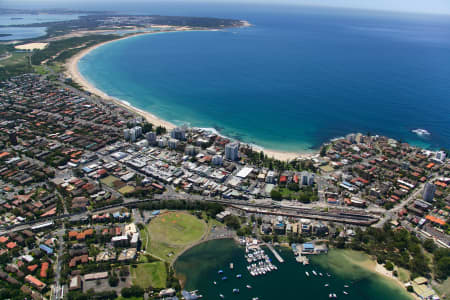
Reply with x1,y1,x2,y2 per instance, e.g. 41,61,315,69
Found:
320,146,327,157
108,272,119,287
423,239,437,253
385,261,394,271
121,285,144,298
156,126,166,135
270,189,282,201
288,183,299,192
434,248,450,279
224,215,240,230
142,122,153,133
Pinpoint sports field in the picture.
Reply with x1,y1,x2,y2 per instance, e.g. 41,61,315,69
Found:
147,211,207,262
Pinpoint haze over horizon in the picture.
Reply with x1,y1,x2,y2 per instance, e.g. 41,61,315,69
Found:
2,0,450,16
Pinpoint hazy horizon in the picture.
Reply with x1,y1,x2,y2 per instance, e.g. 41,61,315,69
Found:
2,0,450,16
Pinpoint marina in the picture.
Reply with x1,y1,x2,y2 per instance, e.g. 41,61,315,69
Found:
264,243,284,263
175,239,414,300
243,238,280,277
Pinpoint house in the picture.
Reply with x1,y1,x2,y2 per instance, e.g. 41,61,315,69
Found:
40,262,49,278
302,243,315,253
159,288,176,297
25,275,46,290
84,272,108,281
39,244,53,255
69,275,82,291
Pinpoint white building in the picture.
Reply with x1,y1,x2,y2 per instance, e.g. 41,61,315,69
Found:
266,171,276,183
225,142,240,161
133,126,142,137
123,129,131,141
212,155,223,166
300,171,315,186
145,132,156,144
157,138,167,148
423,182,436,203
168,138,179,149
185,145,197,156
236,167,253,179
346,133,356,143
435,151,446,162
170,127,186,140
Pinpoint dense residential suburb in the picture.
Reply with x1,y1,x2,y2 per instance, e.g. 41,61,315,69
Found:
0,74,448,300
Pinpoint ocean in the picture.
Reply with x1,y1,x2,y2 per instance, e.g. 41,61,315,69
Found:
174,239,413,300
76,4,450,152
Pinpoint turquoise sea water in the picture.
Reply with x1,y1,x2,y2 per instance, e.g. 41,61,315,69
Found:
78,6,450,152
175,239,412,300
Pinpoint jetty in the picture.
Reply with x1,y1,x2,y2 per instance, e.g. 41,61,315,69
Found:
265,243,284,263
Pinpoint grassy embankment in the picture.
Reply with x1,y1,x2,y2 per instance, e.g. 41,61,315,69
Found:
0,44,33,80
130,261,167,289
146,211,207,263
0,34,118,81
134,211,209,289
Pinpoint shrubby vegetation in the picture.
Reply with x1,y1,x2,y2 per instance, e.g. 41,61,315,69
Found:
240,146,317,172
121,285,144,298
137,200,224,218
67,290,117,300
334,223,449,281
31,35,117,65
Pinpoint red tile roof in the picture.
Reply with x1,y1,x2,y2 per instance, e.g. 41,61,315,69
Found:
6,242,17,249
27,264,38,272
40,262,49,278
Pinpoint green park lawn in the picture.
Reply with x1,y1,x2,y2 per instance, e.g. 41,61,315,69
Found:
101,175,119,188
118,185,135,195
131,261,167,289
147,211,207,262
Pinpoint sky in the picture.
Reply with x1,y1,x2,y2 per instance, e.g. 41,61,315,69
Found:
1,0,450,15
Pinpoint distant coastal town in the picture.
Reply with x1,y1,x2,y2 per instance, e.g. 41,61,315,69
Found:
0,8,448,300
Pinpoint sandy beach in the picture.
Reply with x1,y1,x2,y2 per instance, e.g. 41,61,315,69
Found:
65,32,176,130
65,28,315,161
15,42,48,50
318,249,416,299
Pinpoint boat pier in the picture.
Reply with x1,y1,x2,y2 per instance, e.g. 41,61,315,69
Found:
265,243,284,263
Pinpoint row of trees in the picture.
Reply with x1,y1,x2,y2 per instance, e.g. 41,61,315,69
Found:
137,200,224,218
240,146,317,172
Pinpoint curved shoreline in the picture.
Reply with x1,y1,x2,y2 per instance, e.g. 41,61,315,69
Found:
65,31,177,131
65,29,316,161
174,240,416,299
